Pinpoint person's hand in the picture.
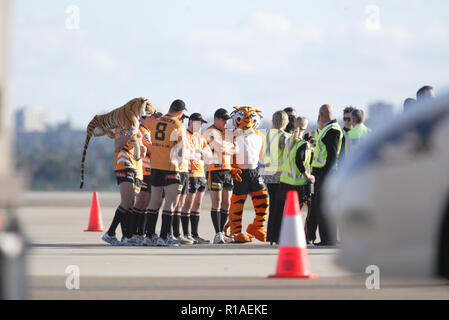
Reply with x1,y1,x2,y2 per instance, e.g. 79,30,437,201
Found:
231,168,243,183
140,146,147,159
307,174,315,184
131,126,140,136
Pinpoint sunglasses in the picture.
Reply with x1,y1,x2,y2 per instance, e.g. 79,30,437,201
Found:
344,117,351,122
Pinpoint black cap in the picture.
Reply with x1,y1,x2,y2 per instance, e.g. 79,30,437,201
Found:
170,99,187,112
214,108,231,120
189,113,207,123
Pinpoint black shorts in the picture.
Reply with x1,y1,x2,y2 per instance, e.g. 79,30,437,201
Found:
115,169,136,185
140,175,152,194
151,169,181,188
233,169,265,195
207,170,234,192
179,172,189,195
189,177,207,194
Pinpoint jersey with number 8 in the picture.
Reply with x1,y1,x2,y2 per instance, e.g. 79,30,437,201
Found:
148,114,187,172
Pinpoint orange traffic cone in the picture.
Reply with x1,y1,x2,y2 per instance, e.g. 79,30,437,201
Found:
269,190,318,279
84,192,106,232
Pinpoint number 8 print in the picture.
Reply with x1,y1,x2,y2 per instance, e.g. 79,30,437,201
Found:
155,123,167,141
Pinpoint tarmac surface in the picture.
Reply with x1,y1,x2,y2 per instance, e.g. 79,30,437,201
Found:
9,192,449,300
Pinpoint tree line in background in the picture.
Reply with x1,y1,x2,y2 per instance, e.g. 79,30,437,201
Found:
15,129,117,191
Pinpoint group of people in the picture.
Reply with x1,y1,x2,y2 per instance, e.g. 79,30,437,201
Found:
101,85,435,247
102,100,239,247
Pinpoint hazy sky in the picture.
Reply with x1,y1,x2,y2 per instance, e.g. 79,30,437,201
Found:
11,0,449,126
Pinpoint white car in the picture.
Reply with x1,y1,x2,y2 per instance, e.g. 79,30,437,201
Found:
323,94,449,278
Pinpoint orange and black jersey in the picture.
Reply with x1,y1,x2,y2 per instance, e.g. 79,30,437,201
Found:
148,114,187,172
114,127,137,172
186,130,210,178
204,125,234,172
140,125,152,177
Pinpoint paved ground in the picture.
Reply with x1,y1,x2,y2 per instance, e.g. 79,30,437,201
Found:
7,192,449,300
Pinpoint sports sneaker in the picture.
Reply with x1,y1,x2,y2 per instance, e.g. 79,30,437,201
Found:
222,233,234,244
142,234,159,246
150,234,159,246
137,235,145,245
156,236,180,247
176,235,194,245
168,235,181,246
102,233,121,246
129,235,142,246
142,235,157,247
213,232,225,244
156,237,168,247
120,237,136,246
192,235,210,244
185,235,201,244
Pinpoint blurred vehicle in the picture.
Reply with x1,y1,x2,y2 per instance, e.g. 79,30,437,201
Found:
323,93,449,278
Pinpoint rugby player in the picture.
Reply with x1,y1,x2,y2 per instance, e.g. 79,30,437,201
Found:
179,113,212,244
146,100,188,247
204,108,238,244
102,125,139,246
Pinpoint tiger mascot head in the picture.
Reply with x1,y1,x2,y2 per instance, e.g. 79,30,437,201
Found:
231,106,263,131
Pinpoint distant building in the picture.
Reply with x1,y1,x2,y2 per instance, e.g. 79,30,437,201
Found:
15,106,48,133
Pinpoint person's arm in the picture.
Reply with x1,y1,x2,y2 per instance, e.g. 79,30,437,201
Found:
143,131,152,156
206,128,234,155
114,131,132,153
295,143,315,183
339,135,346,161
177,127,189,162
257,130,265,163
200,138,213,162
321,129,341,175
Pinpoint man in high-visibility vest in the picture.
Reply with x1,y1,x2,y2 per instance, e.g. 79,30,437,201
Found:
271,117,315,245
283,107,297,134
345,108,370,156
339,106,355,165
262,110,290,244
310,104,343,246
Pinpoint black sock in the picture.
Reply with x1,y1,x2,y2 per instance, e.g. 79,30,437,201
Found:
108,206,125,236
120,209,131,238
211,210,220,234
172,212,181,237
181,213,190,236
145,209,159,237
137,211,146,236
129,208,142,237
190,212,200,237
160,211,173,239
220,209,229,232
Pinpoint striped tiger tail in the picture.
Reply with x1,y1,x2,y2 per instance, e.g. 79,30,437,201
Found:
80,116,100,189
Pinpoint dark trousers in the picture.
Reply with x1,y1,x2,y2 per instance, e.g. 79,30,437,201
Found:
266,183,280,244
310,168,337,245
270,183,307,245
304,194,317,242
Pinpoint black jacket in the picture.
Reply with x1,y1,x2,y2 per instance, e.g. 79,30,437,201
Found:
320,120,342,176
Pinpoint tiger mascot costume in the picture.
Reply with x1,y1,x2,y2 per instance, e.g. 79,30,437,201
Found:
80,97,155,189
224,106,269,243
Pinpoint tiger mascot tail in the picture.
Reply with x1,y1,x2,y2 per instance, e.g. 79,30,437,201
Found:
80,97,155,189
